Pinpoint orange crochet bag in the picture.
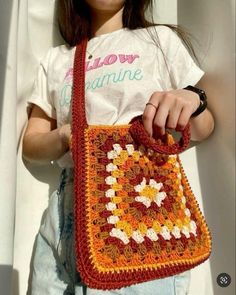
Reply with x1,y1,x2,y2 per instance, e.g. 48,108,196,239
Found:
71,40,212,290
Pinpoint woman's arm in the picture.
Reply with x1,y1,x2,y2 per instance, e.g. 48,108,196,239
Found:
22,105,71,164
189,108,214,141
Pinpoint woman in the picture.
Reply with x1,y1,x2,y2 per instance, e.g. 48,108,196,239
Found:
23,1,214,294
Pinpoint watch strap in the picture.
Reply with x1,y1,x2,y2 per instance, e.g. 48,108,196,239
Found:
184,85,208,117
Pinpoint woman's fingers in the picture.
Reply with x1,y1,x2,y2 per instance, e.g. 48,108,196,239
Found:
142,89,199,137
153,104,170,136
142,102,158,137
166,102,183,130
176,106,193,131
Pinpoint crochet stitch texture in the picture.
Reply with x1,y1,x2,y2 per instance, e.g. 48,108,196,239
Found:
71,40,212,290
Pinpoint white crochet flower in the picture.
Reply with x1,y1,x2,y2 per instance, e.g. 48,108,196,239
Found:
135,196,152,208
171,226,181,239
184,208,191,217
125,144,135,155
113,144,122,155
182,226,190,238
132,230,145,244
160,226,171,240
189,220,197,236
106,163,118,172
181,196,186,204
149,179,163,190
106,202,117,211
105,189,115,198
110,228,129,245
107,150,118,159
175,162,180,168
155,192,167,207
107,216,120,224
134,177,166,208
134,177,147,192
105,176,117,185
146,228,159,241
177,173,182,179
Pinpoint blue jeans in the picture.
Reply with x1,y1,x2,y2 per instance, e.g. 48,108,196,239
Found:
29,169,191,295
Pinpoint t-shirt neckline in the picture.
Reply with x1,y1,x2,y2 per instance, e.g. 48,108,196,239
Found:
89,27,127,43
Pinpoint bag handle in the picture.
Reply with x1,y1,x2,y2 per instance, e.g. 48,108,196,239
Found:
129,116,190,155
72,40,191,154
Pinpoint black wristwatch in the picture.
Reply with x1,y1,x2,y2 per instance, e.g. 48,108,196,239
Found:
184,85,208,117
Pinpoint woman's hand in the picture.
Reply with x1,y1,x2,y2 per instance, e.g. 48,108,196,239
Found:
142,89,200,137
142,88,215,142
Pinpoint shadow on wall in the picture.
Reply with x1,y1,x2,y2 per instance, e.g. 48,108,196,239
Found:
196,133,235,295
178,1,235,294
196,123,235,295
0,0,13,121
0,265,19,295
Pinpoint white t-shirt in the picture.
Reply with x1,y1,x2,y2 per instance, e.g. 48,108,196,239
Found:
28,25,204,167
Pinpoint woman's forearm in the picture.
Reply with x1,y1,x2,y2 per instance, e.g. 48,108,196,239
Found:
22,105,214,165
189,108,215,142
22,126,70,164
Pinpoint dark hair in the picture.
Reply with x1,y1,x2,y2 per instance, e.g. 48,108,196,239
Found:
57,0,199,64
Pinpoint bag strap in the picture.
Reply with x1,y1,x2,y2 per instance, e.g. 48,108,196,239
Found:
72,39,191,155
72,38,88,133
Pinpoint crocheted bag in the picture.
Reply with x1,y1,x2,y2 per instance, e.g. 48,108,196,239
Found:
71,40,212,290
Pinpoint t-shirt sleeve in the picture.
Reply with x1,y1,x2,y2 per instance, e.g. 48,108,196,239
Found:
158,26,205,89
27,48,56,119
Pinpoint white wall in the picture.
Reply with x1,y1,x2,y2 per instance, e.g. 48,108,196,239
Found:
178,1,235,295
154,0,177,24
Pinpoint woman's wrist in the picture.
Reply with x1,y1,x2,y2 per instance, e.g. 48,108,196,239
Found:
183,85,208,117
189,108,214,141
